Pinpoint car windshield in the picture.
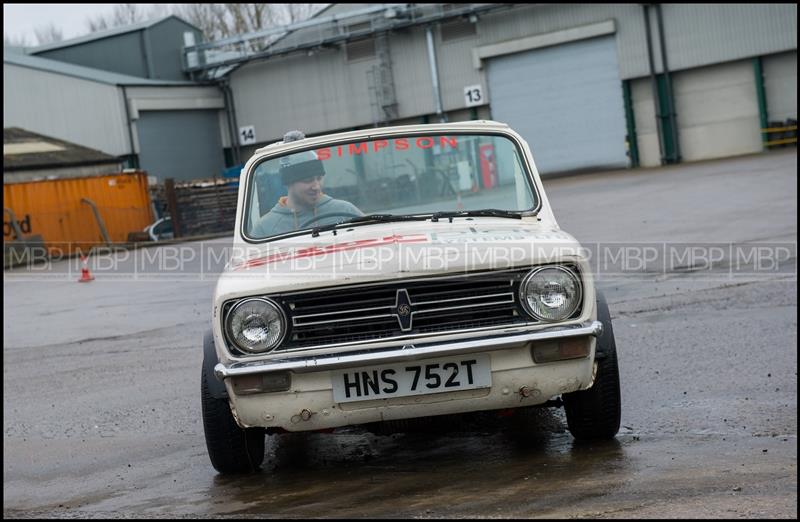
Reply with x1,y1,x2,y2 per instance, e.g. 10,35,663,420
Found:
244,132,538,241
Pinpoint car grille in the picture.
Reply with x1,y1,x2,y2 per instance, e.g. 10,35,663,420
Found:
271,268,538,351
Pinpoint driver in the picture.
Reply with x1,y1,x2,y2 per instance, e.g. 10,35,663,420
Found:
252,131,363,237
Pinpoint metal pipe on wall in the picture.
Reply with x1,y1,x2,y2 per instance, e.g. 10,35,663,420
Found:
655,3,681,162
425,25,446,123
220,80,241,165
226,81,244,161
642,4,665,164
121,86,139,169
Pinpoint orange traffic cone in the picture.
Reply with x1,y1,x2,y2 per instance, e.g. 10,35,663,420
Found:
78,255,95,282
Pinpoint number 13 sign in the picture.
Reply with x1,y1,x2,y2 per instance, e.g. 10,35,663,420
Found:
463,84,484,108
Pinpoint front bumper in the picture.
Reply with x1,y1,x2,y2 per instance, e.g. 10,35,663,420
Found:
216,321,604,432
215,320,603,379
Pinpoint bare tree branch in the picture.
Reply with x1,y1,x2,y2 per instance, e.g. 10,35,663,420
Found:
33,23,64,45
84,4,167,34
4,33,31,48
77,3,327,57
171,3,327,42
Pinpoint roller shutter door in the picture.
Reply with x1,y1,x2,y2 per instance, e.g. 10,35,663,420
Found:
487,36,628,175
672,60,761,162
136,110,224,181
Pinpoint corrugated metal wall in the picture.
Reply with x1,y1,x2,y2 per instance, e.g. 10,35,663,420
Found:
435,26,483,112
475,3,796,79
147,19,205,81
388,27,438,117
229,3,796,144
3,172,153,254
231,49,376,141
34,31,149,78
3,63,130,156
652,4,796,76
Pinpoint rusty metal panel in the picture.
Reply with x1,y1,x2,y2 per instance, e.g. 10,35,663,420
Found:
3,171,154,254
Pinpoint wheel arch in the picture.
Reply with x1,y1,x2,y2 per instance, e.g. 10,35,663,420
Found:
203,329,229,399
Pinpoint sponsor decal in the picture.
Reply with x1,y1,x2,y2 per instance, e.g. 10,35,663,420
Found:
316,136,459,160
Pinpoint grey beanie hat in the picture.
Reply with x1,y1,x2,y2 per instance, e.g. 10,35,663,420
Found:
279,130,326,185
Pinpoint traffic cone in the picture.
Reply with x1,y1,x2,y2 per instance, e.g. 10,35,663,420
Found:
78,255,94,282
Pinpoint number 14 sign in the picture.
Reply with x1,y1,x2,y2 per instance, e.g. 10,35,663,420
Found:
463,84,484,107
239,125,256,146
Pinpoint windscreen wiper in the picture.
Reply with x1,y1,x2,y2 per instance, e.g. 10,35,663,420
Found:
310,214,428,237
430,209,523,222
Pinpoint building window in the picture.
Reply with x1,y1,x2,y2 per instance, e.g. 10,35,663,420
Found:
441,20,477,42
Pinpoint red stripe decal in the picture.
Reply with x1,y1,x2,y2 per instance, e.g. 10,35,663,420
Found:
234,234,429,270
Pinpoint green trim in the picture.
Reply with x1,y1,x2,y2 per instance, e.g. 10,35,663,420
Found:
120,154,138,169
469,107,479,121
223,148,235,168
622,80,640,168
753,56,769,147
656,74,679,164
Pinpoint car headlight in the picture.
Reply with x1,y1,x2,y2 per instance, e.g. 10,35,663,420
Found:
519,266,582,322
225,298,286,353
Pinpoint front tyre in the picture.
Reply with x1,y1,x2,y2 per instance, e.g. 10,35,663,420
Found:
563,291,621,440
201,362,265,473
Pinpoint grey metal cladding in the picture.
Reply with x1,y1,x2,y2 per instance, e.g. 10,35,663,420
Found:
652,4,797,75
34,31,149,79
3,62,131,156
434,25,483,112
148,18,204,81
387,27,438,117
232,49,376,142
474,3,796,79
3,51,195,86
228,3,797,140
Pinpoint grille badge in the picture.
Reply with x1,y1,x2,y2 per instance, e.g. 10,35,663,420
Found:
392,289,413,332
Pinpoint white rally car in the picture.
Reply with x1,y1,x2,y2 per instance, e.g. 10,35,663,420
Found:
202,121,621,473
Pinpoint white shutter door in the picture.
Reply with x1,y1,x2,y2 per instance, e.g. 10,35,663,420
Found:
487,36,629,175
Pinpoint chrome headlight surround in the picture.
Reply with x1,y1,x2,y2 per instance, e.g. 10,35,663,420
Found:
224,298,287,354
519,265,582,322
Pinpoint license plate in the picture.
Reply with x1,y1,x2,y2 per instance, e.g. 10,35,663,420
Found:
332,354,491,403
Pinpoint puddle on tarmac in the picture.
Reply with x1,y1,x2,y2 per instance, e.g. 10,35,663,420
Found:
202,408,630,517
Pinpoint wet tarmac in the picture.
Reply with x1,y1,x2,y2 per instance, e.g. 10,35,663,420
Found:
3,149,797,518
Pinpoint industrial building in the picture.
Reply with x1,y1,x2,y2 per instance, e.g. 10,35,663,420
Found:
4,23,226,183
3,3,797,180
30,15,204,81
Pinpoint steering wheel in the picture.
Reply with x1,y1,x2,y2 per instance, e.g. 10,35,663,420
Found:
300,211,363,228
